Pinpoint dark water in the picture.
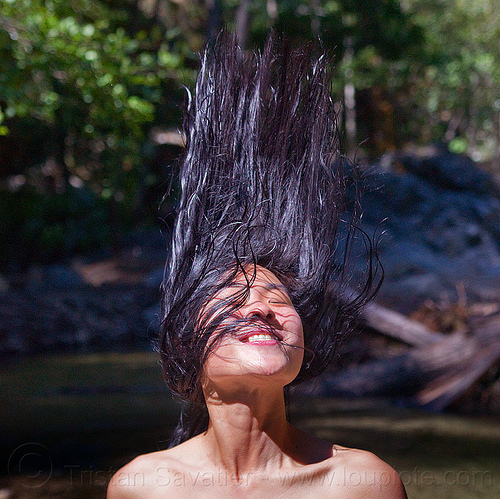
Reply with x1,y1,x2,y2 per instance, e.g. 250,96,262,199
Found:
1,352,499,498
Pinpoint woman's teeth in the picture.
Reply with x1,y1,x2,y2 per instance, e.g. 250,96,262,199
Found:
247,333,276,343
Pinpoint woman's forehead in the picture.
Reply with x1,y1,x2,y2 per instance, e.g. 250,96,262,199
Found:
212,265,289,299
235,265,283,286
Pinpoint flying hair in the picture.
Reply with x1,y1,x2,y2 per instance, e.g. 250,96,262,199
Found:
159,32,381,447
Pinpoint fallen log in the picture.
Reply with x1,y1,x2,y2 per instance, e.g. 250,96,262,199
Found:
360,301,446,346
314,312,500,411
416,343,500,410
416,312,500,410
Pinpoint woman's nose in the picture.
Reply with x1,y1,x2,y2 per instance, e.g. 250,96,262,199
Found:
243,300,275,321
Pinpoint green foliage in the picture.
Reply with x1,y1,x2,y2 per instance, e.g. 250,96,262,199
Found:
0,184,110,264
0,0,195,265
0,0,194,198
404,0,500,162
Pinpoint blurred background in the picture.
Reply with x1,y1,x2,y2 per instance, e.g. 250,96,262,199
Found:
1,1,500,498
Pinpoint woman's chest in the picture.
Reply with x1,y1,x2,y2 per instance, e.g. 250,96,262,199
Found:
148,467,343,499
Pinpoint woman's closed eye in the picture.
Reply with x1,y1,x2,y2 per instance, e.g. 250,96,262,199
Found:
267,292,293,306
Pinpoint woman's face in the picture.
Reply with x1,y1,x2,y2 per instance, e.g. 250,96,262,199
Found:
201,266,304,391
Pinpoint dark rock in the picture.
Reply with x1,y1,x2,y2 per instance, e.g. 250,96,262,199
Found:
46,265,84,288
359,151,500,312
0,275,9,294
145,268,165,289
143,303,161,329
399,145,491,193
26,264,84,290
0,283,158,356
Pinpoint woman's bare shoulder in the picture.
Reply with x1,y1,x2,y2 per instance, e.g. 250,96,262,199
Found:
106,451,170,499
285,427,406,498
324,445,407,498
107,439,204,499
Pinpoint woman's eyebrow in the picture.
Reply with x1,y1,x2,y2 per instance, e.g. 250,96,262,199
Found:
225,282,289,294
263,283,289,293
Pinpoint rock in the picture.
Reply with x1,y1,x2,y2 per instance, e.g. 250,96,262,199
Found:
44,265,84,288
145,268,165,289
378,273,448,313
143,303,161,329
0,274,9,294
399,144,491,193
0,283,158,355
26,264,84,290
358,150,500,312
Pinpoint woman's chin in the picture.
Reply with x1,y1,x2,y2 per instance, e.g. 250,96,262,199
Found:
205,345,303,386
204,352,302,389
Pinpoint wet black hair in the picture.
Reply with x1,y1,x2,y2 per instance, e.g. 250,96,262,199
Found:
159,32,380,447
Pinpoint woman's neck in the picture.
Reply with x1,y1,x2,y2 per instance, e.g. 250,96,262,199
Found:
201,384,295,479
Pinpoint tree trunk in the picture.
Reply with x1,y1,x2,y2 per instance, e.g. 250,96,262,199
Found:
235,0,252,50
206,0,222,42
343,36,356,157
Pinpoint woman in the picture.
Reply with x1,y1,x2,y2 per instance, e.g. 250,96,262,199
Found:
108,33,407,498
